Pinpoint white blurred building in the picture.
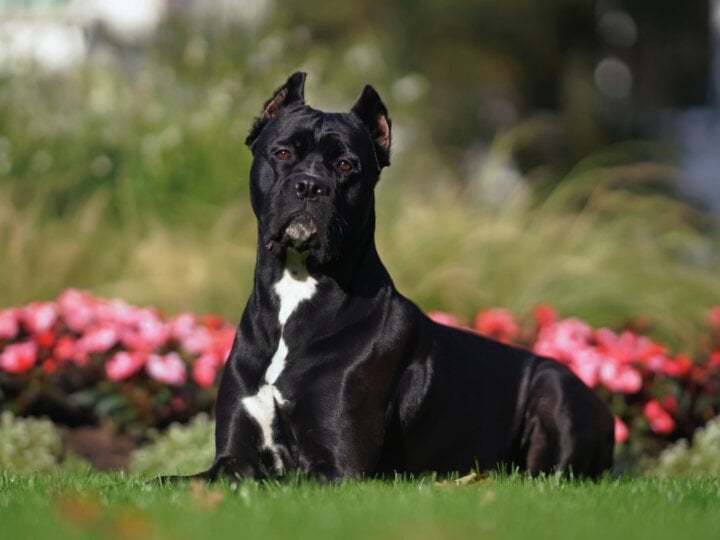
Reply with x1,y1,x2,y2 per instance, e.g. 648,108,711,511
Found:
0,0,272,72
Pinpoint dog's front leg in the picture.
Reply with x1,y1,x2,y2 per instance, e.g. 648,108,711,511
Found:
191,323,279,482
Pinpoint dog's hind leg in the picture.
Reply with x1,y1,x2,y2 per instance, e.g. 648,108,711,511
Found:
524,360,614,478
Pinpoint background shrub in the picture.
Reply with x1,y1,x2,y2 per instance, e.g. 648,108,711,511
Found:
129,413,214,476
0,412,62,473
652,415,720,477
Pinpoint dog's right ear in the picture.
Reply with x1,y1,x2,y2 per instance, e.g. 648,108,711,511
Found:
246,72,307,148
351,85,391,168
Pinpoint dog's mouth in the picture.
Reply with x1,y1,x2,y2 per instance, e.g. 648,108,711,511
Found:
266,212,319,253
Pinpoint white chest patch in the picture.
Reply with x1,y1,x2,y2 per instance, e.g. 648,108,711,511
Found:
242,252,317,471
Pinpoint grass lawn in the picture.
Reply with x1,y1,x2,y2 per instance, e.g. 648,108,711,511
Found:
1,473,719,540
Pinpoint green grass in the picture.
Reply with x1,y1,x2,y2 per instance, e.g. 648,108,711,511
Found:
1,473,719,540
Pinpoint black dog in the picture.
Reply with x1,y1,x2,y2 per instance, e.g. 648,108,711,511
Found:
199,72,614,481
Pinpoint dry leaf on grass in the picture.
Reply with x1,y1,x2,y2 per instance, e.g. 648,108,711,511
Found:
433,472,487,489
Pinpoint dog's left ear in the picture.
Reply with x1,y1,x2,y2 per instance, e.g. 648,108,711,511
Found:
351,85,391,168
246,72,307,148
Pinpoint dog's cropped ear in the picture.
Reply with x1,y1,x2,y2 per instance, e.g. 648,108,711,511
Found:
351,85,392,168
246,72,307,148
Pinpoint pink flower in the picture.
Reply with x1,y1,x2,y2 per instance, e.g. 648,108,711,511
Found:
568,348,604,388
595,328,668,368
643,399,675,435
192,353,220,388
0,309,19,340
599,363,643,394
170,313,196,340
0,341,38,373
614,416,629,444
58,289,96,332
146,352,187,385
181,327,214,355
135,308,169,349
105,351,145,381
428,311,464,328
20,302,58,334
616,367,643,394
474,308,519,343
533,318,593,363
708,306,720,329
77,324,118,354
96,298,136,326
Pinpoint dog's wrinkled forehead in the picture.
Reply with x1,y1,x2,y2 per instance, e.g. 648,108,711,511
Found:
247,72,392,170
261,108,379,166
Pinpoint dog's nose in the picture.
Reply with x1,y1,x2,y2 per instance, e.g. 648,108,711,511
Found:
294,177,330,200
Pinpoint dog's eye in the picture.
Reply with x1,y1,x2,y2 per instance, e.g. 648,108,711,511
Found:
338,160,353,173
274,149,292,161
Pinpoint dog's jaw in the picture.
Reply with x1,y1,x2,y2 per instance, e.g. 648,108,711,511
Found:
284,214,318,250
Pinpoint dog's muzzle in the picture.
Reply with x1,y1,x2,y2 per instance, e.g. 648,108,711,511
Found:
282,213,318,251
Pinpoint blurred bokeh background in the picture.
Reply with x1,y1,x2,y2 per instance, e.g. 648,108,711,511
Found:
1,0,719,350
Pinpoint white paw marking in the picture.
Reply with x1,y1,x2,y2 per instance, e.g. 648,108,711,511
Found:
242,251,317,471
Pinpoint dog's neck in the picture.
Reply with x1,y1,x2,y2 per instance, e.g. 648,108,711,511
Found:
253,230,393,300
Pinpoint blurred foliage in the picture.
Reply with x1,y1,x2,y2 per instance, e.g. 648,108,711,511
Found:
652,415,720,477
0,411,62,472
130,413,214,476
277,0,709,165
0,10,718,351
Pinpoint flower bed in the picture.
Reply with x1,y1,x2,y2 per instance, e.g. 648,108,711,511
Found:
0,290,234,439
1,290,719,463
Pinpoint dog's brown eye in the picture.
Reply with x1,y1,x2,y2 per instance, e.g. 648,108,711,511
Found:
338,159,352,173
275,149,292,161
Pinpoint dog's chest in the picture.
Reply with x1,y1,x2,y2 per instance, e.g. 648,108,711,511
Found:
241,257,318,471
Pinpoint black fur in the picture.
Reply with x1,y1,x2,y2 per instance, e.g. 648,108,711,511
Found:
194,73,614,482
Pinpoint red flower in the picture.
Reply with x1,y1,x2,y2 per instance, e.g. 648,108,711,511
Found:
0,309,19,340
42,358,59,374
474,308,519,343
53,336,76,363
662,355,692,377
533,304,558,330
192,353,221,388
105,351,146,381
0,341,38,374
146,352,187,385
708,351,720,369
170,395,187,412
35,331,56,349
614,416,629,444
643,399,675,435
201,314,224,330
428,311,464,328
661,394,679,414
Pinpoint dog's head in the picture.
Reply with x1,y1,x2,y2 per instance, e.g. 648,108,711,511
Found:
246,72,391,267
